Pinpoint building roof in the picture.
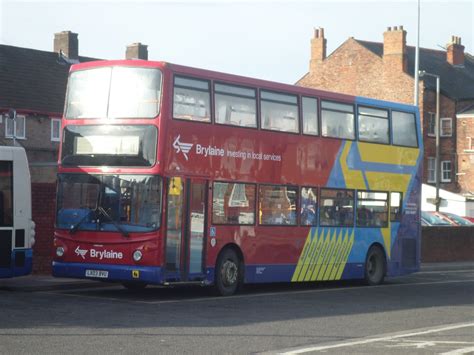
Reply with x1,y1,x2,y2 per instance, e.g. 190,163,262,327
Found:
457,104,474,117
356,40,474,100
0,44,97,114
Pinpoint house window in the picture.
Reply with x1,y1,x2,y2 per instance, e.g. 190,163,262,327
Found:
5,115,26,139
427,157,436,183
440,118,452,137
51,118,61,142
426,112,435,136
441,160,452,182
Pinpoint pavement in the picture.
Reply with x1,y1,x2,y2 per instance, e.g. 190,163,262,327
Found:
0,261,472,292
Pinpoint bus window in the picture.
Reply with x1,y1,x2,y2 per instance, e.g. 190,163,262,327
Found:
302,97,319,136
0,161,13,227
259,185,297,225
212,182,255,225
66,67,162,119
356,191,388,227
173,76,211,122
260,91,299,133
358,106,389,144
300,187,318,226
392,111,418,147
321,101,355,140
320,188,354,227
390,192,402,222
215,83,257,128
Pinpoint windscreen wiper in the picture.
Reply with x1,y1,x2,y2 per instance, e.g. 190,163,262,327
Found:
97,206,129,238
69,209,97,235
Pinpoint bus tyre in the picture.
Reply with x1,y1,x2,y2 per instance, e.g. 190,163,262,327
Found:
122,282,148,290
364,245,386,286
215,248,241,296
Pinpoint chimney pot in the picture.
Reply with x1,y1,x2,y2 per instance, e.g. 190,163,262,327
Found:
309,27,327,73
126,42,148,60
383,25,407,72
54,31,79,60
447,35,464,65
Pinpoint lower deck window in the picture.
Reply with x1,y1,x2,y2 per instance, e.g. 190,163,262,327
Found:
320,188,354,226
259,185,297,225
356,191,388,227
212,182,255,225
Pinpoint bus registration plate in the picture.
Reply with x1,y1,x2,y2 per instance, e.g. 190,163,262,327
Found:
85,270,109,278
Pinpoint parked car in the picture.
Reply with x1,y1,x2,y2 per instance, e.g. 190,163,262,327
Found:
421,211,452,226
462,216,474,223
440,212,474,226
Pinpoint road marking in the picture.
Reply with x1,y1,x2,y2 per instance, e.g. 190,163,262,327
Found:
276,322,474,354
39,278,474,305
417,269,474,275
441,346,474,355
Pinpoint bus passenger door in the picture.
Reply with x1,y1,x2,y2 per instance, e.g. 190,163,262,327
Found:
165,177,207,281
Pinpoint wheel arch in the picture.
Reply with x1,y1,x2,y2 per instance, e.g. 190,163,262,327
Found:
217,243,245,266
367,242,387,275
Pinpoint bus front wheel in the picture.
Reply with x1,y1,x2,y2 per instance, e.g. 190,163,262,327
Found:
215,248,241,296
364,245,386,286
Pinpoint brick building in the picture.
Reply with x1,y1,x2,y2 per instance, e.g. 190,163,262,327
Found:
297,27,474,199
0,31,148,272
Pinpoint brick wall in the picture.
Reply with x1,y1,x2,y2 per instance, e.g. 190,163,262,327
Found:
421,226,474,262
456,104,474,194
31,183,56,274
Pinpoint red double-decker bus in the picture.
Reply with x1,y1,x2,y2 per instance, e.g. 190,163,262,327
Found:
53,60,422,295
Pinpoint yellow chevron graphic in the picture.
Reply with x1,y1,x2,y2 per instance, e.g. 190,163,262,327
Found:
292,228,355,282
340,141,366,189
358,142,418,166
381,226,391,259
337,140,420,266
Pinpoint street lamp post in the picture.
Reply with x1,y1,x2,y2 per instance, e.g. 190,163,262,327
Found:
419,70,441,211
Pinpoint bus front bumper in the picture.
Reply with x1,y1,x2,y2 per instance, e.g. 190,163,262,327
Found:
52,261,163,284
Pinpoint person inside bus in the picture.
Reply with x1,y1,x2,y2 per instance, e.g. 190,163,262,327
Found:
357,205,372,227
301,188,317,225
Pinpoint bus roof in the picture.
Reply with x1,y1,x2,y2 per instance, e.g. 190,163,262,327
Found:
69,59,418,112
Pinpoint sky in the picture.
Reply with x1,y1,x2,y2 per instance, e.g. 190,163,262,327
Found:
0,0,473,84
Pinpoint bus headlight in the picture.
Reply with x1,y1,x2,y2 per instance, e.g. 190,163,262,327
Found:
133,250,143,262
56,247,65,257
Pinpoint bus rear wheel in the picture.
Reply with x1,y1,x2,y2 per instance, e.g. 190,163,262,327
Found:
364,245,386,286
215,248,241,296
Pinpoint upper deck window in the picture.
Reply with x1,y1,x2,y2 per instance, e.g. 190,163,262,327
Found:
66,66,162,119
358,106,389,144
392,111,418,147
215,83,257,128
321,101,355,140
260,91,299,133
302,97,319,136
173,76,211,122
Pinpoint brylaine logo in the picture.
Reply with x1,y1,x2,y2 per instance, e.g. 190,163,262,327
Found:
173,135,193,161
75,246,88,259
